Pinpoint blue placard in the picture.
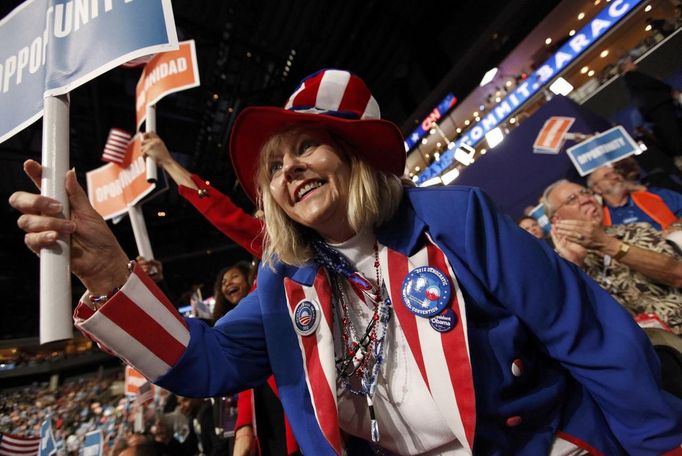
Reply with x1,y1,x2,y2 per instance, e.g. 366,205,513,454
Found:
0,0,178,144
416,0,642,184
39,418,56,456
529,203,551,234
82,430,103,456
566,126,639,176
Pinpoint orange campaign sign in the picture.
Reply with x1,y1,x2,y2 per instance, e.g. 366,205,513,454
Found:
124,365,147,396
136,40,200,128
86,136,156,220
533,116,575,154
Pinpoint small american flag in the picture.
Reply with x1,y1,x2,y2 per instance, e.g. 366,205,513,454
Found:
102,128,133,165
135,381,154,406
0,433,40,456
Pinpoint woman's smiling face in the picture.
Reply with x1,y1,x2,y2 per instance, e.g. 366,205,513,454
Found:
221,267,249,305
266,128,354,243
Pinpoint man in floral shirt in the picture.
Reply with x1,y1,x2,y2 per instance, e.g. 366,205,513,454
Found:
542,179,682,334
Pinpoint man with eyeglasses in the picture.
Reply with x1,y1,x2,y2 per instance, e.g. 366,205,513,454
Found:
542,179,682,335
587,164,682,232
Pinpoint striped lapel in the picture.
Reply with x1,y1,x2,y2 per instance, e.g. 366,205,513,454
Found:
283,269,342,455
382,236,477,450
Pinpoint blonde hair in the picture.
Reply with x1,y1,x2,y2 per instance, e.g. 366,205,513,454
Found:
256,125,404,267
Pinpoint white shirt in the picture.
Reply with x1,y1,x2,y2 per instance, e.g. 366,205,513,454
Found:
330,231,467,455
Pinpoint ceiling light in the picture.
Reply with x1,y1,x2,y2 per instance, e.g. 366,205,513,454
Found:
495,96,501,103
448,142,456,150
456,128,462,133
485,127,505,149
479,104,485,111
580,66,589,74
569,29,576,36
480,148,487,154
415,166,421,172
479,67,499,87
473,111,479,117
587,70,595,77
577,12,585,20
412,175,419,182
505,80,513,87
421,138,428,145
594,0,601,4
436,142,442,148
430,127,436,134
644,4,652,12
545,37,552,45
441,168,460,185
475,116,481,122
420,176,443,187
645,24,652,31
454,147,474,166
509,117,516,124
600,50,609,58
464,120,470,126
434,152,440,160
549,77,574,96
157,211,166,217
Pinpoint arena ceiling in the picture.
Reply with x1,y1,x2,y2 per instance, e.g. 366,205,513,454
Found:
0,0,561,338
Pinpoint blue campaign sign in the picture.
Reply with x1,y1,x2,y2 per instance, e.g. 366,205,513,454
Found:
0,0,178,144
567,126,639,176
39,418,56,456
416,0,642,184
529,203,551,235
82,430,103,456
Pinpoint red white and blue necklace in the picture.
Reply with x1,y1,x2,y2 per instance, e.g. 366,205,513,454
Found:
313,239,392,443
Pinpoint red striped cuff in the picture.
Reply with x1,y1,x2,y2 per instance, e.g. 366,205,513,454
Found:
73,263,189,381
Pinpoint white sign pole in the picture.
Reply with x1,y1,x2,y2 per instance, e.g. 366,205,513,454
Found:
40,95,73,344
128,205,154,260
145,105,158,183
132,104,157,262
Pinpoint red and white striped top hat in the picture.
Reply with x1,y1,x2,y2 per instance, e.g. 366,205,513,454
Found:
229,69,406,202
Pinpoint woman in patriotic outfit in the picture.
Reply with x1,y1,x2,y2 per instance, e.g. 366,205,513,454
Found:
10,69,682,455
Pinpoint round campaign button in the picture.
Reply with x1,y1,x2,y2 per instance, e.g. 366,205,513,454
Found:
293,299,320,336
429,308,457,332
401,266,452,318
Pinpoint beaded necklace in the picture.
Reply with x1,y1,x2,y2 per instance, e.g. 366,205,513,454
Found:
312,239,392,442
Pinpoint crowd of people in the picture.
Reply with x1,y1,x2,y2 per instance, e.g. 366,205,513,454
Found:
1,371,126,453
518,159,682,332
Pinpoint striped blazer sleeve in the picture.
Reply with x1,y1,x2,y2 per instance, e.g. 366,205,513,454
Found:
74,262,190,382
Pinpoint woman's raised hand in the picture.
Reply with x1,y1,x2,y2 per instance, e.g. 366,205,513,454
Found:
141,132,173,166
9,160,130,295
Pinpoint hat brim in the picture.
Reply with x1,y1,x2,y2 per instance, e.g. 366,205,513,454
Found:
229,106,406,203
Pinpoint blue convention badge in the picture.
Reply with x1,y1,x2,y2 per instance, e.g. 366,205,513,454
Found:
401,266,452,318
429,308,457,332
293,299,320,336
